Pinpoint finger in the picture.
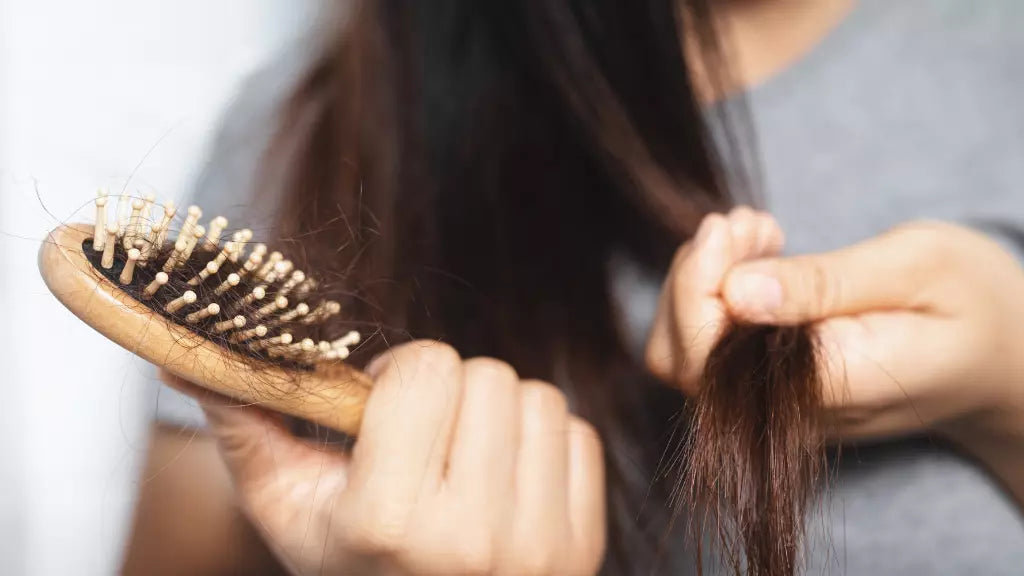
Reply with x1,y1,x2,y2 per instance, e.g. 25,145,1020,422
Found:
727,206,759,260
158,370,315,496
722,228,934,325
646,214,717,358
645,220,704,384
646,211,785,391
753,212,785,256
656,214,733,390
446,358,520,517
566,417,606,576
348,340,464,501
509,382,571,567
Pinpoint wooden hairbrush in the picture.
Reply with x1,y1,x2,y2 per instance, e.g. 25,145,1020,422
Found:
38,190,373,435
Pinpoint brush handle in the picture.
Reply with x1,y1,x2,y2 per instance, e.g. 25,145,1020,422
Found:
38,223,372,435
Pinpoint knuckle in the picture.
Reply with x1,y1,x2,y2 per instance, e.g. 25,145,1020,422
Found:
646,332,703,394
519,380,569,415
453,536,494,575
370,340,462,379
699,213,728,240
669,240,695,269
804,259,842,316
757,213,785,249
463,357,519,385
403,520,494,575
728,205,756,229
729,205,755,218
410,339,463,370
567,416,605,456
567,415,600,442
643,338,672,382
343,509,410,556
511,546,562,576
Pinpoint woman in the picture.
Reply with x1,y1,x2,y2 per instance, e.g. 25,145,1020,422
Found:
126,0,1024,574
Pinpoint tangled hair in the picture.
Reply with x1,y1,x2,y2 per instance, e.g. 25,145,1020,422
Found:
256,1,825,574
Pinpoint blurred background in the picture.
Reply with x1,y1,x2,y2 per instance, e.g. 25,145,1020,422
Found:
0,1,322,573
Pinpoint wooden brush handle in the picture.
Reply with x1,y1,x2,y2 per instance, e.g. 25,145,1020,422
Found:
38,223,372,435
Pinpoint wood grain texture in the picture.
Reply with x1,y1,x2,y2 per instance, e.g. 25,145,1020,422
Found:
38,223,372,435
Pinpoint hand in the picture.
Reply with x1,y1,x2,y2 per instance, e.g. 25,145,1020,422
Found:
163,342,606,576
646,210,1024,443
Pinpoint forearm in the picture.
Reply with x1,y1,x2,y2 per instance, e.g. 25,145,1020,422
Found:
122,423,287,576
951,231,1024,507
944,381,1024,510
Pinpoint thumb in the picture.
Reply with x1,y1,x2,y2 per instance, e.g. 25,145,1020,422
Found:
721,234,927,325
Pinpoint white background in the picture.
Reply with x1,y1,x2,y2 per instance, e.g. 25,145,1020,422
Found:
0,1,321,573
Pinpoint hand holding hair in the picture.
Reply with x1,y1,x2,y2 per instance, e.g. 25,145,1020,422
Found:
164,341,606,576
646,213,1024,573
646,207,786,392
650,214,1024,555
722,220,1024,446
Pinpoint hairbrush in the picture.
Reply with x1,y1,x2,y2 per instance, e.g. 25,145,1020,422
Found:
38,190,372,434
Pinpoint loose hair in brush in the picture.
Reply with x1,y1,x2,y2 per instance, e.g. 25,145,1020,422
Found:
251,1,825,574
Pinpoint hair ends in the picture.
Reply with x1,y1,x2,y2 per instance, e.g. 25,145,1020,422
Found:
679,323,825,576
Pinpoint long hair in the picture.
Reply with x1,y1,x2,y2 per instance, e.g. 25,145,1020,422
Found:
260,2,821,574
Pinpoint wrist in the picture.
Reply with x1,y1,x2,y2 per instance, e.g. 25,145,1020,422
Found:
939,362,1024,508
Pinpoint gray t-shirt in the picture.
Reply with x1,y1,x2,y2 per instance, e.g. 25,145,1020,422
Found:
165,0,1024,573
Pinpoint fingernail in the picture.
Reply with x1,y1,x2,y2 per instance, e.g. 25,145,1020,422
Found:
726,272,783,320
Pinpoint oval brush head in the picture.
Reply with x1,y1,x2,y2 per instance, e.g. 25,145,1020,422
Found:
38,190,372,435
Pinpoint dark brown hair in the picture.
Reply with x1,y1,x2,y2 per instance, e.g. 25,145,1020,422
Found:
260,2,823,574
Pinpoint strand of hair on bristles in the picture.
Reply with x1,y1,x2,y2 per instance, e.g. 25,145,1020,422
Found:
83,190,363,367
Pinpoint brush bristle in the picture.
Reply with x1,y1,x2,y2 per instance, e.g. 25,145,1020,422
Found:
83,192,360,369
